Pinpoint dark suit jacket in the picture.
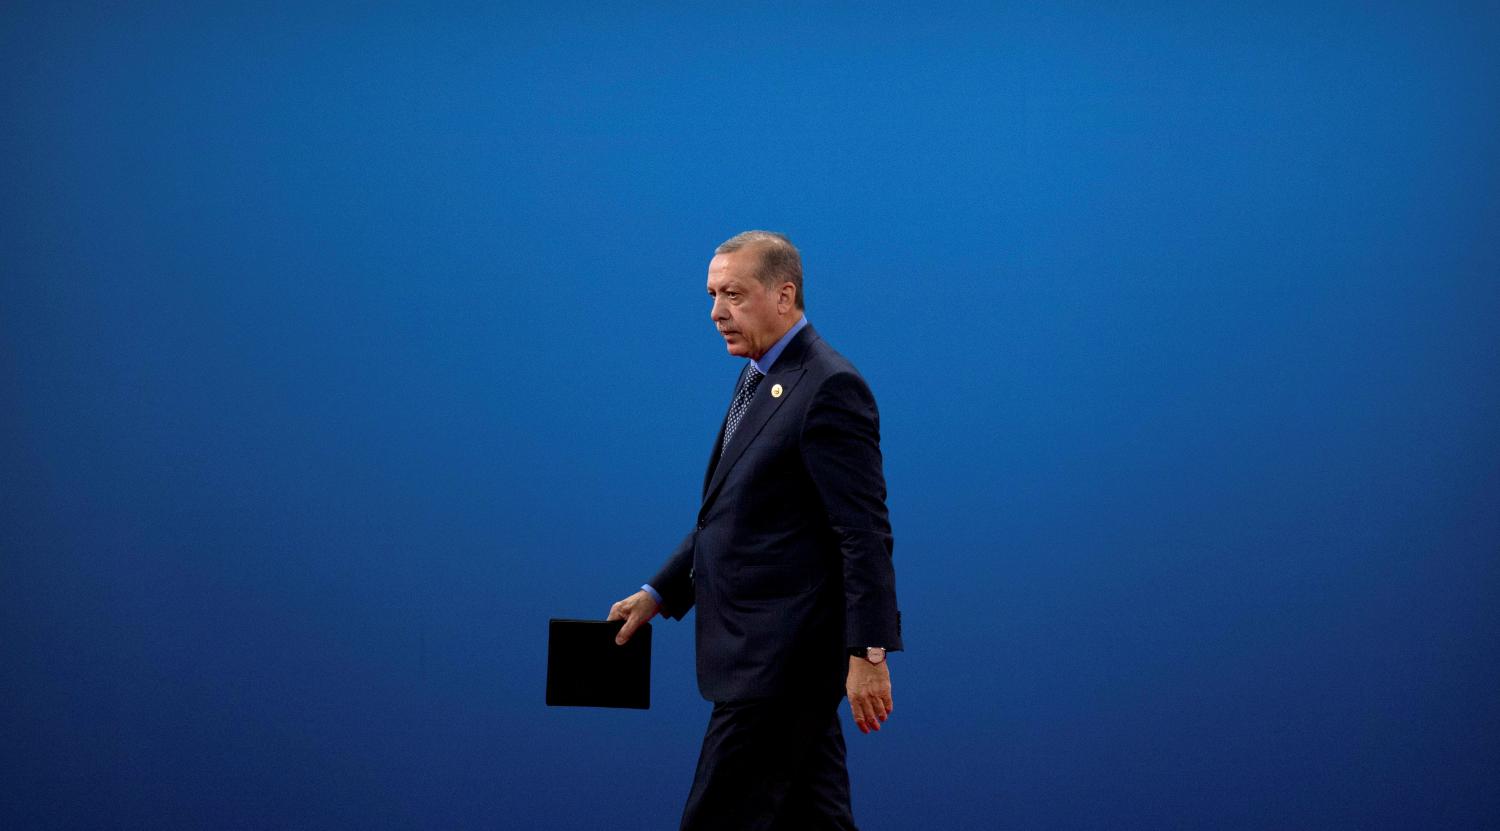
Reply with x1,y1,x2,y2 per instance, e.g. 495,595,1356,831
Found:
651,324,903,702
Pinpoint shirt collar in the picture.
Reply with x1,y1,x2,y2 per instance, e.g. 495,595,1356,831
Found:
751,315,808,375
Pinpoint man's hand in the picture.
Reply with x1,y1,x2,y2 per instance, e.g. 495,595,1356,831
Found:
846,657,893,734
606,590,660,646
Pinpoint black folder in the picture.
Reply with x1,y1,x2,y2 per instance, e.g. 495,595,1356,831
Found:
546,618,651,709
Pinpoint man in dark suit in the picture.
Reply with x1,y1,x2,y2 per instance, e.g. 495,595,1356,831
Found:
608,231,902,831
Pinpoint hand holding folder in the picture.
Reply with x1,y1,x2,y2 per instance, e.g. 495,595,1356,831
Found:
545,619,651,709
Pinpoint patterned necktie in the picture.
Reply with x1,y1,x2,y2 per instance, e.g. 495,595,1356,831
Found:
720,365,765,452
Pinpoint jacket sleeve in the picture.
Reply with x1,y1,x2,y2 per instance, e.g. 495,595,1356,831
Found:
801,371,903,651
648,530,696,620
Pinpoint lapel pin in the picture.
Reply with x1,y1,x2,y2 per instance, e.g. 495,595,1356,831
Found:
771,384,783,398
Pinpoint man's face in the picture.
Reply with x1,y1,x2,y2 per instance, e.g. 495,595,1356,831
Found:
707,248,792,360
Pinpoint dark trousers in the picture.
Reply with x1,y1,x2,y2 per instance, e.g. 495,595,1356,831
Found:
679,696,856,831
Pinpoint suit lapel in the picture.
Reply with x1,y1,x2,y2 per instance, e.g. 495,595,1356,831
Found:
701,365,746,497
700,325,818,508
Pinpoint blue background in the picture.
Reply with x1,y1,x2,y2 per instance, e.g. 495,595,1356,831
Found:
3,2,1497,828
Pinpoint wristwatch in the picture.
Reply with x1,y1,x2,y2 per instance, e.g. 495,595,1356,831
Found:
849,647,887,665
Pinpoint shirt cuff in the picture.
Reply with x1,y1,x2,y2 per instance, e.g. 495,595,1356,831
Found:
641,584,664,608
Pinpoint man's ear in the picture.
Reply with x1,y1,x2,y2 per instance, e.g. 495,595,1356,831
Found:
778,282,796,313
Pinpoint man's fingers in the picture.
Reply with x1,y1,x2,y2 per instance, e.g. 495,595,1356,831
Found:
849,688,893,731
618,609,648,648
850,695,879,733
606,600,625,621
847,695,863,732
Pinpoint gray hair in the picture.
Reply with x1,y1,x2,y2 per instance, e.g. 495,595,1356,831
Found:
715,230,804,310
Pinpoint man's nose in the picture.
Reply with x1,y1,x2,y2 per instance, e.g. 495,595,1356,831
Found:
710,297,727,321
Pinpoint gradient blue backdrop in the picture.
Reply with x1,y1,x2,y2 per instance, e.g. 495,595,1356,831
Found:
3,3,1497,829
